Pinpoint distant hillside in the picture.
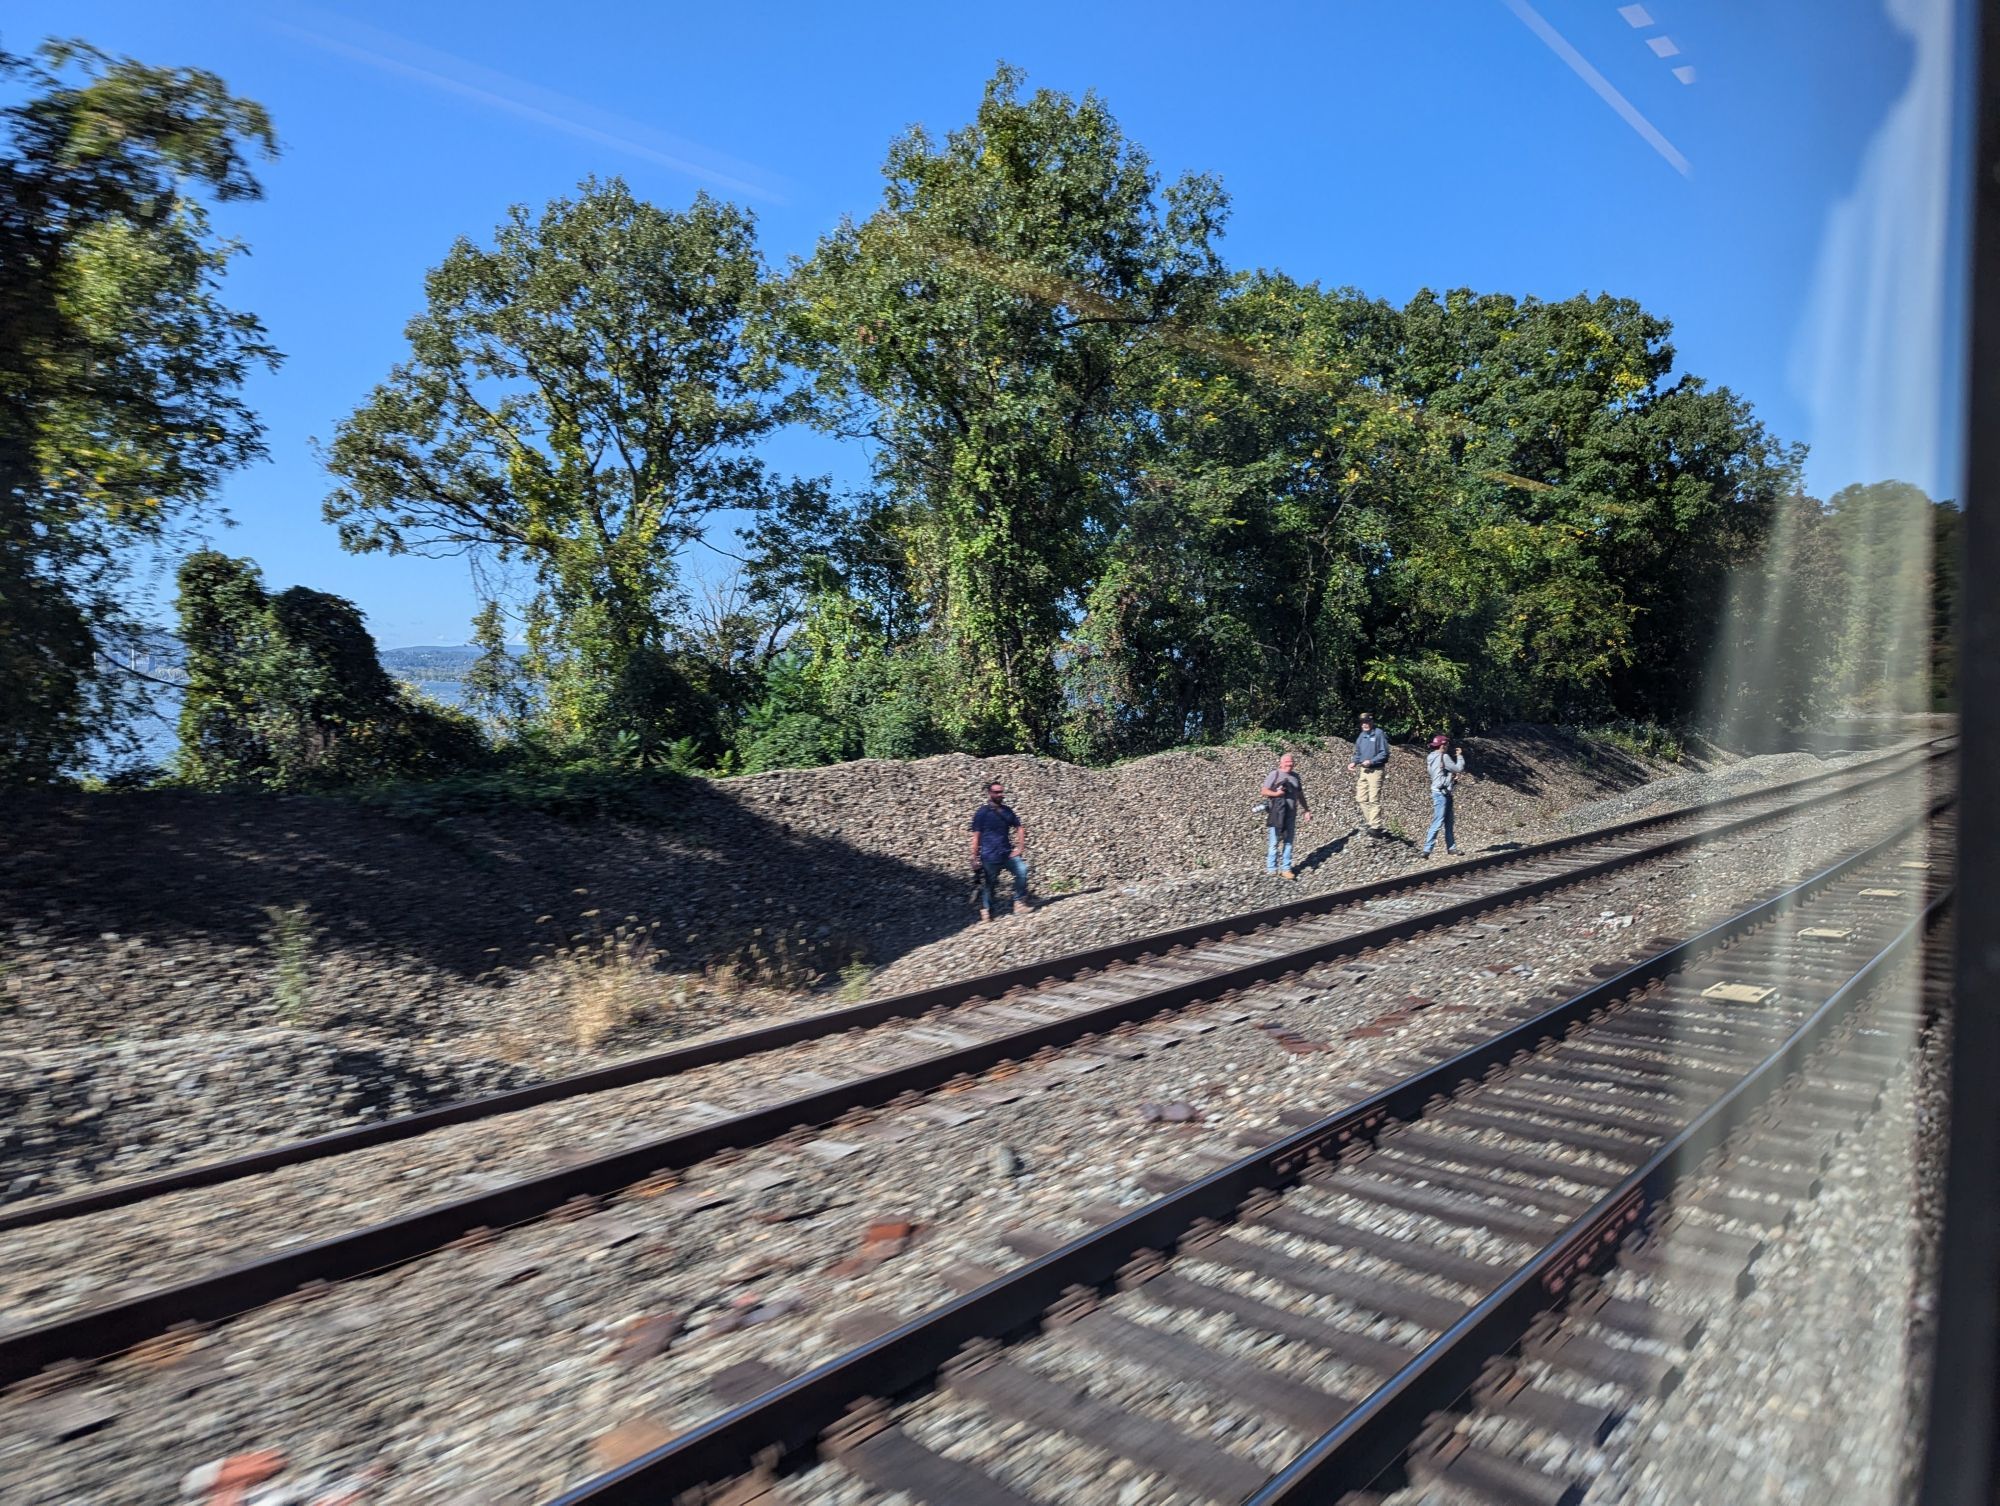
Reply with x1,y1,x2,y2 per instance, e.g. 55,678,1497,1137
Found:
104,634,505,687
376,645,489,680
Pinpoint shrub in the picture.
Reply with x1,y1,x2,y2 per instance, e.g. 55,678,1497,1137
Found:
174,551,492,790
1223,727,1293,753
858,691,943,761
351,764,687,825
261,902,315,1023
836,958,874,1003
549,917,665,1051
740,711,846,774
1585,721,1686,763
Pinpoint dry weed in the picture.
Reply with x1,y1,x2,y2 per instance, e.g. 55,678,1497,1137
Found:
490,1024,540,1065
704,927,826,1000
550,914,666,1051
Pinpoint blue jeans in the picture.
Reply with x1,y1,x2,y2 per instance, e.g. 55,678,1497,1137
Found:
1266,823,1294,873
1424,790,1456,854
978,855,1031,910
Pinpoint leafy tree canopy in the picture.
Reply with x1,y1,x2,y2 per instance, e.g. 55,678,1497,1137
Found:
779,63,1230,752
0,39,278,783
321,178,796,755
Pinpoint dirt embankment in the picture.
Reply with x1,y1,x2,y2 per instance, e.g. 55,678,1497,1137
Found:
2,726,1799,1197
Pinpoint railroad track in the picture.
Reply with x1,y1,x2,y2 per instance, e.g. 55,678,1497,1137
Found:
1323,935,1952,1506
0,739,1946,1238
0,744,1949,1394
543,801,1951,1506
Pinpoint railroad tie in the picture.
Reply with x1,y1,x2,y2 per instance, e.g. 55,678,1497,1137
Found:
1525,1322,1683,1396
944,1358,1268,1504
1364,1149,1597,1219
1247,1201,1515,1290
839,1425,1038,1506
1190,1234,1469,1331
1336,1169,1565,1242
1409,1431,1586,1506
1063,1309,1355,1436
1472,1364,1625,1445
1383,1127,1629,1191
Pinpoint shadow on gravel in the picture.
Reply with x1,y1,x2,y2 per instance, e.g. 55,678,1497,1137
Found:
2,728,1684,1050
1469,726,1653,797
1294,829,1359,873
1030,890,1098,912
0,783,971,1008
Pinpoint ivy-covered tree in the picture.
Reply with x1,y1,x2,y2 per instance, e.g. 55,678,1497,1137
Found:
463,599,534,737
732,483,945,769
321,178,792,757
0,40,279,783
1070,273,1451,752
781,64,1230,752
1068,278,1803,754
174,551,486,790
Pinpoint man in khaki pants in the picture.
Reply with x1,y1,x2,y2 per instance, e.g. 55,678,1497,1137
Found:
1350,711,1390,837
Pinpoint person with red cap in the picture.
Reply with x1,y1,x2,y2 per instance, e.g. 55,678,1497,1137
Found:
1423,734,1465,858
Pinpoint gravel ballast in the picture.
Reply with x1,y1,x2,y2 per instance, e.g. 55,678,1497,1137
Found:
0,769,1945,1506
1579,974,1946,1504
0,736,1909,1203
0,757,1931,1330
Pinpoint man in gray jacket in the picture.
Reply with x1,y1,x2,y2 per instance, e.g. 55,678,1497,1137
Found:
1423,735,1466,857
1349,712,1390,837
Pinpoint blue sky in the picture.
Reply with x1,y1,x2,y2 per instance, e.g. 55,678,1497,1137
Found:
8,0,1970,645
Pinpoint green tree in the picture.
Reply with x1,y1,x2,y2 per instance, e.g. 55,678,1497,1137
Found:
174,550,486,789
0,40,278,783
321,178,790,756
1395,288,1800,725
781,64,1230,752
734,483,944,767
1708,490,1851,735
1072,280,1800,753
1817,481,1954,714
1931,499,1962,710
463,599,533,736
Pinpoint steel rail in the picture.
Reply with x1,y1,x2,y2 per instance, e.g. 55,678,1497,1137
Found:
0,764,1948,1391
1246,893,1952,1504
538,797,1951,1506
0,738,1950,1238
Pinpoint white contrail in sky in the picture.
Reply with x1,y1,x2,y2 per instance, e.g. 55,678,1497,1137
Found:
1497,0,1693,177
269,7,785,203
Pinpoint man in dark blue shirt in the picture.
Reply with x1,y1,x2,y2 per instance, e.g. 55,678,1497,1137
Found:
1349,711,1390,837
967,781,1036,922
